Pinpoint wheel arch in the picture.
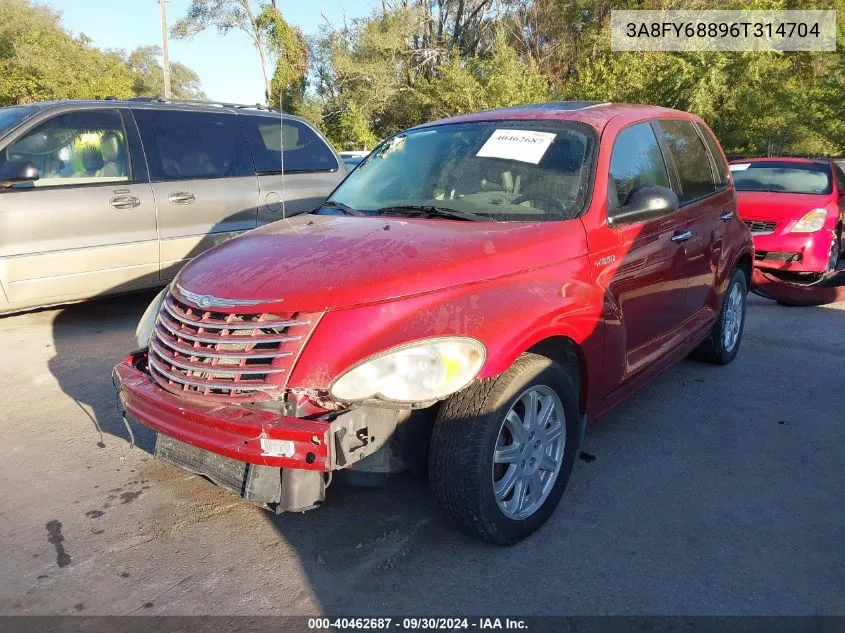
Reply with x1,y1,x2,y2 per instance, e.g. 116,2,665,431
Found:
736,250,753,288
525,336,588,415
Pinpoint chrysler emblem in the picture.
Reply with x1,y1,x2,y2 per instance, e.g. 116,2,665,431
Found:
176,284,283,309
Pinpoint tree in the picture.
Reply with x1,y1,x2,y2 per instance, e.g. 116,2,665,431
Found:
126,46,206,100
0,0,136,105
256,7,309,111
171,0,278,102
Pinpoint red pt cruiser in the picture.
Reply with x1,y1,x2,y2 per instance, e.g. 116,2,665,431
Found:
115,102,753,544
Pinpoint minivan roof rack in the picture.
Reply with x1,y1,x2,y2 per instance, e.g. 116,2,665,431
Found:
125,96,283,112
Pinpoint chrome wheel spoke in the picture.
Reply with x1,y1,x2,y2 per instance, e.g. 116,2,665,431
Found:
537,396,554,428
494,443,521,464
545,422,563,444
494,464,519,498
504,410,527,443
539,452,558,473
528,471,544,503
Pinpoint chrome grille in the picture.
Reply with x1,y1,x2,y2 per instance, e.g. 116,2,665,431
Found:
744,219,777,235
148,290,320,401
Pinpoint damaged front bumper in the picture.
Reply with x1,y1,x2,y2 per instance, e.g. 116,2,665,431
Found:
114,353,406,512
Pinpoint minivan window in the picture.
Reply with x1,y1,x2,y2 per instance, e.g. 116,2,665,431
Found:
697,123,731,187
607,122,670,212
0,105,40,137
240,116,338,174
0,109,130,189
326,121,595,221
134,109,253,181
658,119,716,204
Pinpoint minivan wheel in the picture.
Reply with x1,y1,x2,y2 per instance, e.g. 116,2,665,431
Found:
428,353,580,545
691,268,747,365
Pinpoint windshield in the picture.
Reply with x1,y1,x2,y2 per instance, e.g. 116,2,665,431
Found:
325,121,595,221
0,105,39,137
730,161,832,195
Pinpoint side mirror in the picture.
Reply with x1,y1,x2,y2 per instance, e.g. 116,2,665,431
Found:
609,185,679,227
0,160,39,188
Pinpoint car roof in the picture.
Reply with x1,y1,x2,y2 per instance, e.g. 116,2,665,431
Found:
729,156,832,166
411,102,688,133
7,98,286,117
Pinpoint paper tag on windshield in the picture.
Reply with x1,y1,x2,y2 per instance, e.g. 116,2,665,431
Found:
729,163,750,171
476,129,556,164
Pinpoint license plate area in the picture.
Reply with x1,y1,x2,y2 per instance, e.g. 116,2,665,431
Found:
155,433,282,505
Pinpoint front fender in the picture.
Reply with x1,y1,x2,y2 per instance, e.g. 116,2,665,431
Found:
288,256,604,397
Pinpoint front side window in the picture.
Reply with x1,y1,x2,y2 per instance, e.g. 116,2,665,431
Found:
730,161,832,195
658,119,717,204
240,116,338,173
0,104,40,137
134,109,253,182
325,121,595,221
0,109,130,188
607,122,670,214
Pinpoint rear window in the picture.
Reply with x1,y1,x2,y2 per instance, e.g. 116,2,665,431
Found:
134,109,253,181
240,116,338,174
730,161,832,195
697,124,731,188
658,119,717,204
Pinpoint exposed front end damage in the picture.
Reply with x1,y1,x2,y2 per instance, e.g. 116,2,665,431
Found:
115,352,420,513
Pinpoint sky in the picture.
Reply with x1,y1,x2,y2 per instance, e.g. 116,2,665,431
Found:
39,0,377,105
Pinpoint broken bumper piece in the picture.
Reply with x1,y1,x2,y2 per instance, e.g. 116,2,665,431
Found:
114,354,404,512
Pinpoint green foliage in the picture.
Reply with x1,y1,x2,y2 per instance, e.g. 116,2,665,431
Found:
0,0,205,106
257,7,309,112
126,46,206,100
0,0,136,105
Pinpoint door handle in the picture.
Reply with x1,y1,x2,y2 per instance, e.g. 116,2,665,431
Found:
720,210,735,221
168,192,196,205
671,230,693,243
110,195,140,210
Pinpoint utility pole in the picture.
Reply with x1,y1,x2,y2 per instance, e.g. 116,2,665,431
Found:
160,0,171,99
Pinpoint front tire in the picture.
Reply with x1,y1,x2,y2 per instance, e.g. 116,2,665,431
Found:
692,268,747,365
428,353,580,545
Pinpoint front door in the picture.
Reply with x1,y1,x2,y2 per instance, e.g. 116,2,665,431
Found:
132,108,259,281
590,121,691,399
0,108,158,309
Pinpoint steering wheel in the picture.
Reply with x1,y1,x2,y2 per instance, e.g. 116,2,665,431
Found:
513,193,567,214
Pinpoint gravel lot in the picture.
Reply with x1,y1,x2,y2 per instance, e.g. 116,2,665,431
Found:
1,291,843,616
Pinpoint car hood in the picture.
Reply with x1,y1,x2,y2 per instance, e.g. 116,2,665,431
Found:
735,190,834,221
174,214,587,312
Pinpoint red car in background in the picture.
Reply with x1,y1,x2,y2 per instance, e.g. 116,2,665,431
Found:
730,157,845,281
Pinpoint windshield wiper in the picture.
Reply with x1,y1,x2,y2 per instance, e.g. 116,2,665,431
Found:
375,205,490,222
319,200,366,216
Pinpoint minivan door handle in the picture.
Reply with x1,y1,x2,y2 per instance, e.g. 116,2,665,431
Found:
671,230,693,243
168,192,196,205
110,195,141,210
720,210,735,221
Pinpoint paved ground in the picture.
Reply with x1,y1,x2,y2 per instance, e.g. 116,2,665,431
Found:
0,290,843,616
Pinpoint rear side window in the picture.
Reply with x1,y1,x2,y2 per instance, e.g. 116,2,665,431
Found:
134,109,253,181
240,116,338,174
608,122,670,214
697,123,730,188
658,119,716,204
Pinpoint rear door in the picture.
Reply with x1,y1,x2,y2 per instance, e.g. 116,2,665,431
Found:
656,118,727,327
0,107,158,309
133,108,259,281
238,114,345,224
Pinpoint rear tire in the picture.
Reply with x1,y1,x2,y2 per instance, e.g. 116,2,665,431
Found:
428,353,580,545
691,268,747,365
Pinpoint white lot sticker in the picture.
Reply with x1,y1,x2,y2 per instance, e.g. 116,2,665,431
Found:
476,129,557,164
729,163,751,171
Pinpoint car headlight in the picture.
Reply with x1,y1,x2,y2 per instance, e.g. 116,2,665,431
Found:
330,337,486,403
135,286,168,349
791,208,829,233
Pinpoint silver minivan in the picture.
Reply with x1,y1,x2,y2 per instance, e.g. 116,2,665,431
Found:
0,98,346,314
